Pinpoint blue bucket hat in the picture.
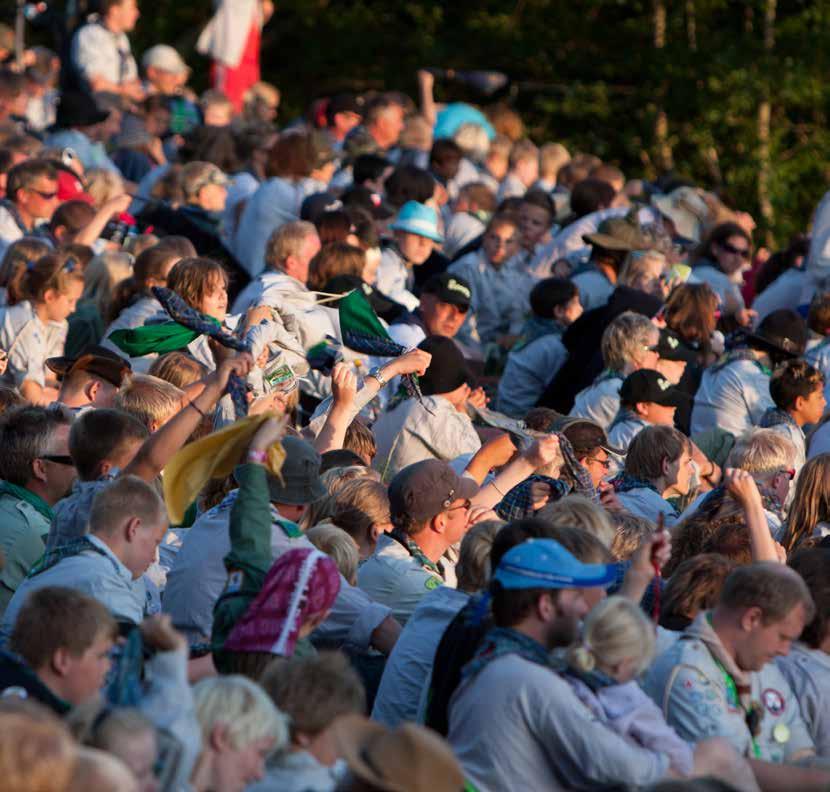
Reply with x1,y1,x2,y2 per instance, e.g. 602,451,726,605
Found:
390,200,444,243
494,539,618,590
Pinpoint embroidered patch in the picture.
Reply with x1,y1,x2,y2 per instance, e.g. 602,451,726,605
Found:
424,576,442,591
225,570,243,594
1,686,27,700
762,688,785,717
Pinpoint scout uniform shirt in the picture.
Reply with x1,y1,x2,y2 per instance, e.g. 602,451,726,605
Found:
644,613,814,763
357,533,457,627
0,301,66,390
570,371,624,430
777,643,830,758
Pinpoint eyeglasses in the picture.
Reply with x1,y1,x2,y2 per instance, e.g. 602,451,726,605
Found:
720,241,750,259
28,188,58,200
586,456,611,470
445,499,472,514
40,454,74,466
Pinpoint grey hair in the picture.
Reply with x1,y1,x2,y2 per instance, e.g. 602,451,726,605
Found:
0,404,73,485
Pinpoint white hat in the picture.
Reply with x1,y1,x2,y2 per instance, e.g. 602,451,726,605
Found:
142,44,189,75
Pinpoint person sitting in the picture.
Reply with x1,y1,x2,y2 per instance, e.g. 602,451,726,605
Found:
612,424,694,527
691,309,807,440
608,368,686,455
570,311,660,429
497,278,582,418
443,182,496,259
759,359,825,471
497,138,538,201
48,346,131,411
644,563,830,787
357,459,479,625
0,586,116,714
0,160,60,256
45,93,120,174
519,189,558,278
251,652,366,792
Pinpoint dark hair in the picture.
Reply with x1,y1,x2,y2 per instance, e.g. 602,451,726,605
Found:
698,221,751,264
6,159,57,203
10,586,117,670
491,583,553,628
429,139,463,169
69,408,148,481
319,449,367,473
522,407,562,434
48,200,95,238
808,291,830,337
384,165,435,209
769,359,824,412
756,236,810,296
788,547,830,648
108,241,186,322
529,277,577,318
521,188,555,222
660,554,736,631
18,252,83,304
266,132,315,180
570,178,616,219
719,562,815,625
353,154,390,186
0,237,51,306
316,211,354,246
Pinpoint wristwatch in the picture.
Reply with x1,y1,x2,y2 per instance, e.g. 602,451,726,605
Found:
367,365,388,387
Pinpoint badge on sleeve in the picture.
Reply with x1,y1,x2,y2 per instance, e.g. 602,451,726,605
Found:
762,688,786,717
773,723,791,744
225,569,244,594
424,576,442,591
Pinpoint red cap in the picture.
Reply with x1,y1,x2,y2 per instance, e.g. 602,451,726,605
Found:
57,169,94,205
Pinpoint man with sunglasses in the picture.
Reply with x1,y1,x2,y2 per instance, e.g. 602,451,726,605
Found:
0,405,75,617
0,159,60,256
358,459,479,626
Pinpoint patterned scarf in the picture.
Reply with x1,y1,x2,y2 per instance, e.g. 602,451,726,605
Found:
712,346,772,377
610,472,661,496
512,316,565,353
758,407,799,432
461,626,551,684
389,529,445,579
495,474,568,521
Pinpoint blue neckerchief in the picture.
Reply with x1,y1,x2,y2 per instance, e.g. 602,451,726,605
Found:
512,316,566,353
758,406,799,432
566,663,618,692
610,472,661,496
461,626,551,684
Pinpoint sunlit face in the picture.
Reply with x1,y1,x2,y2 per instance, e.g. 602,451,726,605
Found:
656,357,686,385
19,175,60,221
199,275,229,322
372,105,405,149
44,278,83,322
736,603,807,672
797,385,826,426
642,401,677,427
362,248,381,285
60,631,114,706
581,448,611,488
631,327,660,371
714,234,751,276
126,515,168,580
519,203,551,250
396,231,434,265
421,294,467,337
285,233,321,285
482,223,520,266
665,449,694,496
555,295,583,326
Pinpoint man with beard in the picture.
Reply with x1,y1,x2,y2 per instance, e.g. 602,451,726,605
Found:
0,405,75,615
447,538,677,791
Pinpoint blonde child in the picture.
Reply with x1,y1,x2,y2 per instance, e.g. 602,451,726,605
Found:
564,596,695,776
0,252,84,403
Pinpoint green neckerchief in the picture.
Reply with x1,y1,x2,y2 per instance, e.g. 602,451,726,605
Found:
0,480,53,522
109,318,219,358
390,529,444,578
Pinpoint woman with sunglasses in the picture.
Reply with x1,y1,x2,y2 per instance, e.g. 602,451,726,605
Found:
691,222,754,327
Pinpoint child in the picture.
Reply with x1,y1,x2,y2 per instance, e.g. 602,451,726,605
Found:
0,237,51,307
563,596,695,776
497,278,582,418
443,182,496,259
497,139,539,201
805,292,830,404
306,524,360,585
376,201,443,311
449,212,531,353
759,359,825,471
0,252,84,404
519,188,557,278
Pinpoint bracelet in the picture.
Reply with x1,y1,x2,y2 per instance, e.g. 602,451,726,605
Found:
188,401,207,419
247,449,267,464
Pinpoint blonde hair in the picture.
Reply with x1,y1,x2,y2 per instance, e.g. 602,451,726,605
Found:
508,138,538,169
85,168,125,209
399,114,433,151
67,748,137,792
453,122,490,163
611,512,654,561
539,142,570,181
538,495,616,548
726,428,795,476
456,520,502,592
82,251,133,320
0,710,76,792
264,221,317,272
114,373,183,430
566,595,655,676
192,674,289,753
306,523,359,585
782,454,830,553
148,351,208,389
601,311,657,372
618,249,667,289
332,478,391,534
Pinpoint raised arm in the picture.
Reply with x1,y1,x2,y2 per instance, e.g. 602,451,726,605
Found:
724,468,782,563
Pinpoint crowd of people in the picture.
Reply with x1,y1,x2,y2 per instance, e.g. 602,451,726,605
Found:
3,1,830,790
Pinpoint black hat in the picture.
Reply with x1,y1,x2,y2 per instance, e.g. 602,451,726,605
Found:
327,93,365,121
46,345,131,387
745,309,808,362
300,191,343,225
620,369,686,408
389,459,479,524
54,91,109,129
341,185,395,220
417,335,471,396
422,272,472,311
653,329,697,363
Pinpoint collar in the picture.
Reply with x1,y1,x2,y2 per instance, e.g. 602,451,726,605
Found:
86,534,134,582
0,481,54,522
388,530,445,578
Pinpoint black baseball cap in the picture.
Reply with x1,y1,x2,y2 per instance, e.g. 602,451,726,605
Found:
620,369,686,408
389,459,479,524
417,335,472,396
652,329,697,363
341,185,395,220
422,272,472,311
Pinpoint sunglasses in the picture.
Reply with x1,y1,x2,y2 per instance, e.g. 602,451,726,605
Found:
28,188,58,200
40,454,74,466
719,241,750,259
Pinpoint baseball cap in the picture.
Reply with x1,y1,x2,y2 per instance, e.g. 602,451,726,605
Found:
652,328,697,363
327,93,365,121
300,191,343,225
416,335,472,396
558,417,624,457
142,44,190,76
745,308,808,362
619,369,686,408
389,459,479,524
46,345,131,388
422,272,472,311
265,436,327,505
494,538,618,590
341,185,395,220
390,201,443,244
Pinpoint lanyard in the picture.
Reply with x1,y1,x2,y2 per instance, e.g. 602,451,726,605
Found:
711,656,762,759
